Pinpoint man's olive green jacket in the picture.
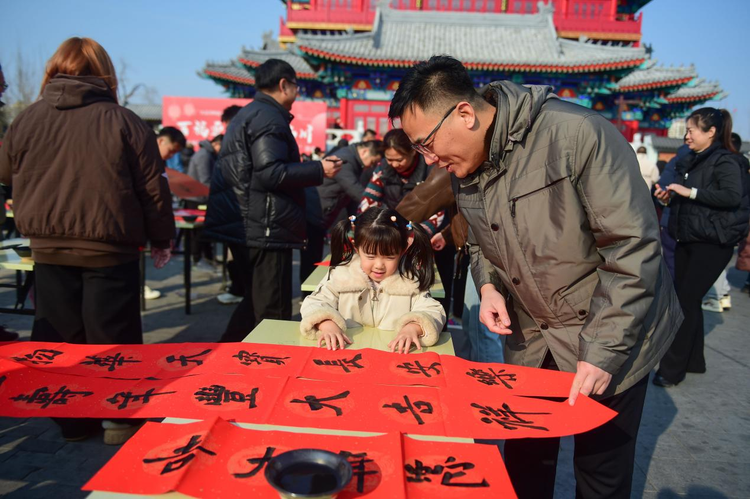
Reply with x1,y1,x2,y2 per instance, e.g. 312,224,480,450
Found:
457,81,682,396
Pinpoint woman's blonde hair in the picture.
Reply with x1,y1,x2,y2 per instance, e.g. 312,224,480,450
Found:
40,37,118,101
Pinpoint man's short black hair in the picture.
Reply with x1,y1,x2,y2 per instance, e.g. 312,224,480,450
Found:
221,105,241,125
358,140,385,157
211,134,224,144
731,132,742,153
389,55,482,121
157,126,186,148
255,59,296,92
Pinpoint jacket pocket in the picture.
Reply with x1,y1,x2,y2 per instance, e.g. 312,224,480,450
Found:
559,271,598,323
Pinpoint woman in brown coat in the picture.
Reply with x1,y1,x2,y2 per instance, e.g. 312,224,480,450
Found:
0,38,175,443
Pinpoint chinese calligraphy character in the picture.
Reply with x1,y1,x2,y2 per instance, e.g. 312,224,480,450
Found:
470,402,550,431
382,395,433,425
233,446,276,479
80,352,140,372
210,120,224,137
143,435,216,474
10,386,93,409
12,349,63,365
193,120,209,138
290,390,350,416
106,388,177,410
194,385,258,409
405,457,489,487
312,353,364,373
339,450,378,493
0,375,6,387
166,349,212,367
233,350,290,366
466,367,517,389
397,360,442,378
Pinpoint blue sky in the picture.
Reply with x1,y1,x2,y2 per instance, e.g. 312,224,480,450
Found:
2,0,749,136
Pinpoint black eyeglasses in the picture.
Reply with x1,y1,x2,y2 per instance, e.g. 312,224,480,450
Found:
411,104,456,155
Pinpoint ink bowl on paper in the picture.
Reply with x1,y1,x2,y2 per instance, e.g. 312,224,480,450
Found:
182,215,198,223
265,448,352,499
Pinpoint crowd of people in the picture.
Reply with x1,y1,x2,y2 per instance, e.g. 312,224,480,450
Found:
1,38,750,499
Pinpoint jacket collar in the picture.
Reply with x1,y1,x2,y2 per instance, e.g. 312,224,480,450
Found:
460,81,555,188
328,255,420,295
254,91,294,123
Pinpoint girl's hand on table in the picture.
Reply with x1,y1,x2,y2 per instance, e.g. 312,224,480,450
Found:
316,320,352,350
389,323,423,354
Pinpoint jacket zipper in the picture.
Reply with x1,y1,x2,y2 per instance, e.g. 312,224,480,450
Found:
510,177,567,218
264,194,271,237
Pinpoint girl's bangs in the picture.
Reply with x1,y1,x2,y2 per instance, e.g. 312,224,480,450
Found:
356,225,404,256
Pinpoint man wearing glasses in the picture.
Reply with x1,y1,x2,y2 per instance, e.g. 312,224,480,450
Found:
204,59,342,342
390,55,682,499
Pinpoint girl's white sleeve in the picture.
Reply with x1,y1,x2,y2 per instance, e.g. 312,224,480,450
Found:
394,292,447,347
299,273,347,340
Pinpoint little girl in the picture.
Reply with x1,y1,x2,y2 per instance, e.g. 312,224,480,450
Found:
300,207,446,353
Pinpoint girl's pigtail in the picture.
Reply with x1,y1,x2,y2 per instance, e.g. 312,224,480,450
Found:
401,222,435,291
330,217,356,267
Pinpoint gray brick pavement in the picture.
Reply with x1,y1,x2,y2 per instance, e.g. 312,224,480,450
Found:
0,253,748,498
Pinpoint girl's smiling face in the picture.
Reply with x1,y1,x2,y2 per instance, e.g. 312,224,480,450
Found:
357,249,400,282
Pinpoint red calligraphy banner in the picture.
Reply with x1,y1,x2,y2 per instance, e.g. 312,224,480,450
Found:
84,417,407,498
0,341,617,440
402,437,516,498
165,168,210,200
84,417,517,498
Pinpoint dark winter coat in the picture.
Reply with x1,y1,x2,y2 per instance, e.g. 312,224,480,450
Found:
668,143,749,246
0,75,175,267
203,92,324,249
379,155,431,209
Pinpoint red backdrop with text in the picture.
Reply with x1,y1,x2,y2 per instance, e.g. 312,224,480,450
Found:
162,97,327,155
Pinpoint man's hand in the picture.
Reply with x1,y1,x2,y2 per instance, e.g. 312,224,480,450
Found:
388,323,422,354
152,246,171,269
430,232,446,251
568,360,612,406
653,183,671,203
316,319,352,350
322,156,343,178
479,284,512,335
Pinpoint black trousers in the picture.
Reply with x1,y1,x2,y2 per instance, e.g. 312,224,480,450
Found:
221,245,292,343
32,261,143,344
31,261,143,437
184,200,213,263
504,354,648,499
657,241,734,382
434,243,456,318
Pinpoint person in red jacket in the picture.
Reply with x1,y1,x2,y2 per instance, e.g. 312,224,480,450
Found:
0,37,175,444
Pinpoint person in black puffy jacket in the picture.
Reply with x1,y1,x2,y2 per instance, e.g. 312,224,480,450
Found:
204,59,342,342
653,108,749,387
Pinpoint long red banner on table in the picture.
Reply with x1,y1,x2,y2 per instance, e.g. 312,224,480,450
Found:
83,417,517,498
0,341,615,440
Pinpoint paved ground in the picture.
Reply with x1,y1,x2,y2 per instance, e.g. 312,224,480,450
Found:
0,251,748,498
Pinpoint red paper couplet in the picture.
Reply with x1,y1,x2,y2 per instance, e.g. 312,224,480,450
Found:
403,436,517,498
165,167,210,199
84,417,408,498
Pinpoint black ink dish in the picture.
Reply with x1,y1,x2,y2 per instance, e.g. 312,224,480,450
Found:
265,448,352,499
182,215,198,223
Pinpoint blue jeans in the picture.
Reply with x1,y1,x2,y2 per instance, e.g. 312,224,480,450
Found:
463,282,505,363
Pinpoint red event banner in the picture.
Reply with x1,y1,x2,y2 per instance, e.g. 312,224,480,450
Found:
83,417,517,498
162,96,327,155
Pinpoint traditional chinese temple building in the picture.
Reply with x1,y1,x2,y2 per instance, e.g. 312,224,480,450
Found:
201,0,724,140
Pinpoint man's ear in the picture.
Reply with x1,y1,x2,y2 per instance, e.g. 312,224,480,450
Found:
456,101,477,130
